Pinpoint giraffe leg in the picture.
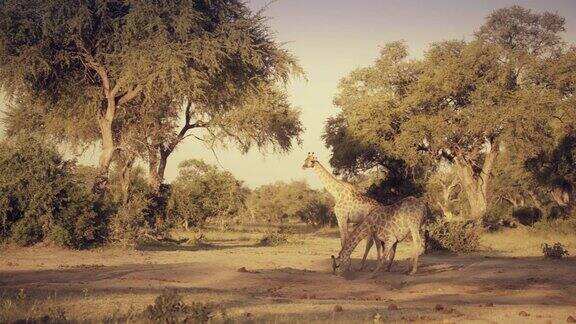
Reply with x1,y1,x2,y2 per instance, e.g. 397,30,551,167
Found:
372,238,384,271
409,227,425,275
376,238,383,262
385,241,398,272
357,236,374,270
371,238,395,278
338,220,348,248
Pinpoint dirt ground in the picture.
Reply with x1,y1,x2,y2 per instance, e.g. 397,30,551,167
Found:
1,227,576,323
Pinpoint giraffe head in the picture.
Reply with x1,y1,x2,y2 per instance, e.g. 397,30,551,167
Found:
302,152,318,170
331,254,351,276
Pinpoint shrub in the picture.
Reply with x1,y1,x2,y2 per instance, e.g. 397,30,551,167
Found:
246,181,335,226
427,220,480,253
259,232,288,246
168,160,248,230
541,242,569,259
512,207,542,226
109,192,152,246
0,136,103,248
143,289,212,323
10,219,42,246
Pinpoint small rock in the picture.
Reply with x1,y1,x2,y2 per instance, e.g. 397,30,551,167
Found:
484,302,494,307
567,315,576,323
244,312,252,317
333,305,343,312
237,267,248,272
434,304,445,311
388,304,399,311
519,311,530,317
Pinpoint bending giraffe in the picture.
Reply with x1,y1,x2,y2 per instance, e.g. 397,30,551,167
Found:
302,152,383,269
332,196,427,277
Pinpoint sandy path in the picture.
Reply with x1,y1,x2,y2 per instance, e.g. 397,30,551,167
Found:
1,233,576,323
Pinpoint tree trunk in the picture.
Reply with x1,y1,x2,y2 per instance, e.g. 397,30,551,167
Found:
502,194,525,209
93,101,116,194
550,187,570,207
147,149,169,192
453,140,499,220
118,153,135,204
527,191,543,210
148,150,161,191
437,177,459,221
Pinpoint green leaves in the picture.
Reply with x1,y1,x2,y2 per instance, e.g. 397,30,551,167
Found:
0,135,102,248
330,6,573,167
326,6,576,220
246,181,334,226
168,159,248,228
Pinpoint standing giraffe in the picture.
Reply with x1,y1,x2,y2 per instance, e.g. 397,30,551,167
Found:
302,152,383,269
331,196,426,277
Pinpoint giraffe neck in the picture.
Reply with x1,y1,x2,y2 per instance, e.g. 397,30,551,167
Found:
312,162,348,199
339,220,372,261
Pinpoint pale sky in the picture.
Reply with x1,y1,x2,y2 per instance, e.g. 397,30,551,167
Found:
1,1,576,189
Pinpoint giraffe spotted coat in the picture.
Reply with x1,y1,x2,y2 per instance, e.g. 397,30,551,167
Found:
332,196,427,277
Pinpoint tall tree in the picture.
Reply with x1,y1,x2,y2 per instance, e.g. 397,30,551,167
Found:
328,7,575,220
130,83,302,191
0,0,302,193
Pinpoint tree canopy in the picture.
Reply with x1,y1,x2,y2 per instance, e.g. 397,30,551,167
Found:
326,6,576,220
0,0,303,192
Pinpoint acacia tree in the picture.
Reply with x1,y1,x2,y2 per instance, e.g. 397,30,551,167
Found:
328,6,575,220
322,114,425,205
128,83,302,192
0,0,302,193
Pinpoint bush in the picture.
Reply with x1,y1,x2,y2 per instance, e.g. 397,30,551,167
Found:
109,192,152,246
0,136,103,248
427,220,480,253
9,219,42,246
168,160,248,230
259,232,288,246
246,181,335,226
512,207,543,226
143,289,213,323
541,242,569,259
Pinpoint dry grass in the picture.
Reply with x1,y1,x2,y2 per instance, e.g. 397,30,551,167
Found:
2,224,576,323
481,227,576,256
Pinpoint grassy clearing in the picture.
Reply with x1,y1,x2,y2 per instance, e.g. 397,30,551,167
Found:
2,224,576,323
481,226,576,256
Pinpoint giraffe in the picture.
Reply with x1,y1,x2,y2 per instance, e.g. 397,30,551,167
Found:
331,196,427,277
302,152,383,269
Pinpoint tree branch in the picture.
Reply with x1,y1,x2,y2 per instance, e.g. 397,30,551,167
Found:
117,84,143,106
163,102,210,154
479,139,498,195
80,53,111,98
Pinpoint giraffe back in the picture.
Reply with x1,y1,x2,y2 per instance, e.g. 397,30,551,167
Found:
334,187,380,223
372,196,427,242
